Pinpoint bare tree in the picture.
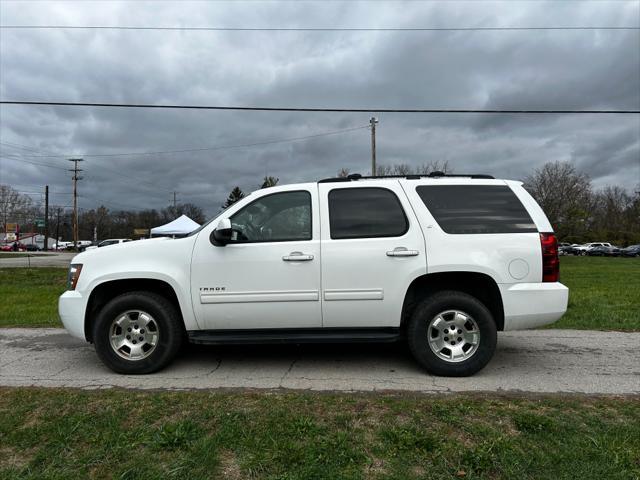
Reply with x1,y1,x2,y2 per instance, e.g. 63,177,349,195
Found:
590,186,634,245
375,160,453,176
162,203,206,224
336,168,350,178
524,161,593,241
0,185,33,232
415,160,452,175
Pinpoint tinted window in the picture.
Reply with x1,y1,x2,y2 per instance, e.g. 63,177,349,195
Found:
230,191,311,242
416,185,537,234
329,188,408,239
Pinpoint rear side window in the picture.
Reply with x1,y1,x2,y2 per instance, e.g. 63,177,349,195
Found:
329,187,408,239
416,185,537,234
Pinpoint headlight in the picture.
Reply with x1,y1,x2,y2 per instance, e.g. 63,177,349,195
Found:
67,264,83,290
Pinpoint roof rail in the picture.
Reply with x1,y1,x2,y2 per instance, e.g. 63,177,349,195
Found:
318,172,494,183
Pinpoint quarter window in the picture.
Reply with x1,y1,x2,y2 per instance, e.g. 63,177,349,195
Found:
416,185,537,234
230,191,312,242
328,187,408,239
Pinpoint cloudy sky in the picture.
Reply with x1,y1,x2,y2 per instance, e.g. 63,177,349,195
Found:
1,0,639,217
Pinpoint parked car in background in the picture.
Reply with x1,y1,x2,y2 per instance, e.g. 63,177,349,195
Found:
64,240,93,252
85,239,133,251
25,244,40,252
4,242,27,252
78,240,93,251
560,244,583,255
621,244,640,257
574,242,612,255
586,245,620,256
558,243,571,255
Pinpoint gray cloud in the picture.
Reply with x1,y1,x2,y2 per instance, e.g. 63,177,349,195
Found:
1,0,639,218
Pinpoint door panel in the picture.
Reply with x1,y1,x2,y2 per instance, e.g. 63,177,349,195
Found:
319,182,427,328
191,186,321,330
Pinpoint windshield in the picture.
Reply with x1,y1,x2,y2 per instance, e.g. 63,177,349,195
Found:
186,199,245,237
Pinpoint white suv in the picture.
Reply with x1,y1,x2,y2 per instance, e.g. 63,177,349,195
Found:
59,173,568,376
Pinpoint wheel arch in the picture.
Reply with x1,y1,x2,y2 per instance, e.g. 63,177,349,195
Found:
84,278,185,342
401,271,505,332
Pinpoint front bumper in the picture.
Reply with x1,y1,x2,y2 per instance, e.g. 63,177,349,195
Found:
500,282,569,331
59,290,87,340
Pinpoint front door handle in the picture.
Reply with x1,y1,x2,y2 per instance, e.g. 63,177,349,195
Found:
283,251,314,261
386,247,419,257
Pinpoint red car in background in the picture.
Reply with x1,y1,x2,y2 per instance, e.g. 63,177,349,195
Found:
0,242,27,252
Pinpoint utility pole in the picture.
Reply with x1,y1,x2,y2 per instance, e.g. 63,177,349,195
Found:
68,158,83,251
44,185,49,251
55,207,61,249
370,117,378,176
173,191,177,209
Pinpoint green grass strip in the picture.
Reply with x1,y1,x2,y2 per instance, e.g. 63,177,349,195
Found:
0,388,638,479
0,256,638,330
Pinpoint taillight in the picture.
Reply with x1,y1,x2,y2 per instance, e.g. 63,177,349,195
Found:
540,233,559,282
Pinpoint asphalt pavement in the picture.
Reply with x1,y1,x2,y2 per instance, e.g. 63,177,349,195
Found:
0,252,75,268
1,328,638,394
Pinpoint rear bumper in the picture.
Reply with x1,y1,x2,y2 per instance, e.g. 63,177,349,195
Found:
500,282,569,331
59,290,87,340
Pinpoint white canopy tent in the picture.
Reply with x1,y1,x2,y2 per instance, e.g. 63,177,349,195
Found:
150,215,200,237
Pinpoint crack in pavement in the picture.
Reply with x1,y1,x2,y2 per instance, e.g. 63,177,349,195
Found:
279,357,299,387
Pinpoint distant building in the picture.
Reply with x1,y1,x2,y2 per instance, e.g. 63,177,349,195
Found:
1,233,57,250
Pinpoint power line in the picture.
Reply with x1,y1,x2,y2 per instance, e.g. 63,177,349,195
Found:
4,125,369,158
0,154,70,171
1,25,638,32
1,142,174,194
2,100,638,114
16,191,73,195
0,141,52,154
78,194,150,212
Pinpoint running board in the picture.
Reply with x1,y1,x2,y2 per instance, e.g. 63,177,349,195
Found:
187,327,401,345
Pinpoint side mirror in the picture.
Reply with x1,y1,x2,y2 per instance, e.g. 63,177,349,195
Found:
210,218,233,246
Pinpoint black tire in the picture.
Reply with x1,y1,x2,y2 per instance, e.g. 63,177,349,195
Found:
406,290,497,377
93,291,184,374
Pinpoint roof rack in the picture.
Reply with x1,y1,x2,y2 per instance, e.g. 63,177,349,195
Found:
318,172,495,183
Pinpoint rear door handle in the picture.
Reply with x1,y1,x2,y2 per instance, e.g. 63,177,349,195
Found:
386,247,419,257
283,251,314,261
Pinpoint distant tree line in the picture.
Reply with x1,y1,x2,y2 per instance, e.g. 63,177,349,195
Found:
2,166,638,244
524,161,639,245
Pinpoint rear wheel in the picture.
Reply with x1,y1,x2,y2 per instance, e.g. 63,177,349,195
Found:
407,291,497,376
93,291,183,374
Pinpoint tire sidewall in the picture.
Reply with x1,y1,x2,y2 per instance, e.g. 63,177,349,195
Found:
93,292,181,374
407,291,497,377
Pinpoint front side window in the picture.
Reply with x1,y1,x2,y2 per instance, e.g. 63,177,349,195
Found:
416,185,537,234
328,187,408,239
230,191,312,242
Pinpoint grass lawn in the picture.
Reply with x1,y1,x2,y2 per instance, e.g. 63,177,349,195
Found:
554,256,640,331
0,388,638,480
0,268,67,327
0,256,638,330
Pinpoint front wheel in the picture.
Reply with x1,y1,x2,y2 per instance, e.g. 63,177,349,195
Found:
93,291,183,374
407,291,497,377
